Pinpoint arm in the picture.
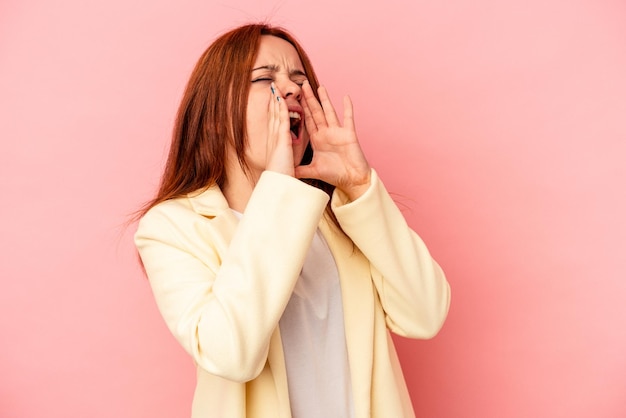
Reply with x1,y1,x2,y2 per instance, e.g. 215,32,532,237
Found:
135,172,329,382
332,169,451,339
294,82,449,338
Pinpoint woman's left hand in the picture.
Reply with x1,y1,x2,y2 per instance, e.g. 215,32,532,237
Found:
295,80,371,201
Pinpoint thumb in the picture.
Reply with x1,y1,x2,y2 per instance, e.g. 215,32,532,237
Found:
294,164,318,180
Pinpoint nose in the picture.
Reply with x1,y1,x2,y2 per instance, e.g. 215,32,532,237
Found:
276,77,302,101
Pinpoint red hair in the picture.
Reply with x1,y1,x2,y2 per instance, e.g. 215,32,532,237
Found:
137,23,335,219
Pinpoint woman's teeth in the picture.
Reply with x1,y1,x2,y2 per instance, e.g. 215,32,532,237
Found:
289,112,301,137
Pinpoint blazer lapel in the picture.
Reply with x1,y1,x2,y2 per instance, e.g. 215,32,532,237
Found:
187,186,239,252
319,217,375,418
267,329,292,417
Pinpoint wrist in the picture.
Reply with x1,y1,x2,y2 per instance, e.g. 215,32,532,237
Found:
339,170,372,202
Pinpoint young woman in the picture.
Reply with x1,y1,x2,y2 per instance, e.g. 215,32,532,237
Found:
135,23,451,418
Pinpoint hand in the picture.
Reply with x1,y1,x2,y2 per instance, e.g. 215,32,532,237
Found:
265,83,295,177
296,80,371,201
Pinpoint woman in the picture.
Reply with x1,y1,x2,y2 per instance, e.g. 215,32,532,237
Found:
135,23,450,418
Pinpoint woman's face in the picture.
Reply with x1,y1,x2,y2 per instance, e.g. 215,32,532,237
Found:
244,35,309,177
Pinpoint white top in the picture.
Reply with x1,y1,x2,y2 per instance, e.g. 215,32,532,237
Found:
278,229,355,418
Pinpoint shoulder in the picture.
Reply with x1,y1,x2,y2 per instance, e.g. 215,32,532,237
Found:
135,186,233,247
137,196,195,236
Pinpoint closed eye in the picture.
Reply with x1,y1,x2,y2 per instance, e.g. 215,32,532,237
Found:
251,77,273,83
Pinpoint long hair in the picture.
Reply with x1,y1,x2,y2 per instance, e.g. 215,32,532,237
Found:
136,24,336,220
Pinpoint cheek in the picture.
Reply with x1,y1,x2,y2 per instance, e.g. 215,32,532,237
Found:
246,96,269,134
248,91,270,115
244,96,271,157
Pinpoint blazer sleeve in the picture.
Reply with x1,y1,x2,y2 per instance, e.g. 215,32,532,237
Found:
331,169,451,339
135,171,329,382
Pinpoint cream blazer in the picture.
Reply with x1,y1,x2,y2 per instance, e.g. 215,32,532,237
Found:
135,169,450,418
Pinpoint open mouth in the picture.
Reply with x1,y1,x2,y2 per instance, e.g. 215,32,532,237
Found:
289,111,302,140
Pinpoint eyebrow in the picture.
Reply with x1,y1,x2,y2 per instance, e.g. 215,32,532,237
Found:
251,65,306,77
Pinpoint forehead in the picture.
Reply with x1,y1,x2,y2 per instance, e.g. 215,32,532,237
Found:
253,35,303,69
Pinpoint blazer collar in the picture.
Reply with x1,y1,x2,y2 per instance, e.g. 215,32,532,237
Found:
187,185,231,217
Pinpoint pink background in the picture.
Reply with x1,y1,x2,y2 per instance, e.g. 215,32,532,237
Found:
1,0,625,417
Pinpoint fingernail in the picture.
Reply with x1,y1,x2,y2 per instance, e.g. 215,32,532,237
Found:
270,85,275,95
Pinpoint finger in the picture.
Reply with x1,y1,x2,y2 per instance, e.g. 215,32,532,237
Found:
343,95,356,131
272,82,284,101
301,90,318,135
317,86,340,127
269,84,280,132
302,80,328,128
272,82,289,135
294,163,318,181
268,84,275,123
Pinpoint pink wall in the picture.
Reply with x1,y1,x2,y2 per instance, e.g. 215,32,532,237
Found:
1,0,625,417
